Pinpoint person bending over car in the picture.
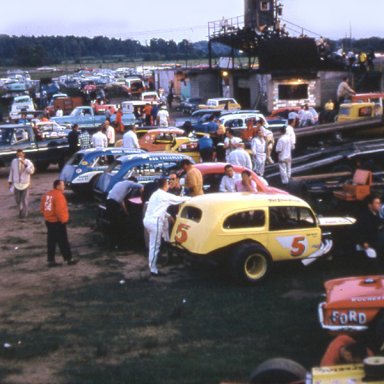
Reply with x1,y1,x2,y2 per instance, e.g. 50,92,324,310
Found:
143,178,190,276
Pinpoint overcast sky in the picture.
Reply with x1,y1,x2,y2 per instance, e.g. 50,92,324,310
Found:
1,0,382,42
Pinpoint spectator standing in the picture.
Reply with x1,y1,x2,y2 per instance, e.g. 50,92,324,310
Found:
241,118,258,143
151,103,159,126
78,128,91,149
181,159,203,196
285,118,297,150
275,126,293,185
8,149,35,218
157,105,170,127
106,180,143,250
235,170,257,193
143,178,190,275
219,164,241,192
104,120,115,147
228,142,253,170
197,133,214,162
337,77,355,106
105,106,112,121
224,129,242,161
55,108,63,117
122,125,140,149
115,107,124,133
143,103,152,126
354,194,383,261
40,180,78,267
298,104,314,127
67,124,80,156
91,126,108,148
251,129,266,176
215,119,226,162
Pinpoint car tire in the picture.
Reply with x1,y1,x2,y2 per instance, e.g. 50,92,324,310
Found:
35,161,50,172
249,358,307,384
230,243,271,285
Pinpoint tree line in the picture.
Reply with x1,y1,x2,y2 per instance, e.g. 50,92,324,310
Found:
0,34,383,67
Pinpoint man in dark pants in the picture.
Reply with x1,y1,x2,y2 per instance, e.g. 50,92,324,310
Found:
40,179,78,267
106,179,143,249
67,124,80,156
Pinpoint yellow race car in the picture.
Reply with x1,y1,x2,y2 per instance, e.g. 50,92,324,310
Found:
169,192,354,284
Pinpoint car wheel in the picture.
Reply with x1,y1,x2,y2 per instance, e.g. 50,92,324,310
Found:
35,161,50,172
249,358,307,384
230,243,271,284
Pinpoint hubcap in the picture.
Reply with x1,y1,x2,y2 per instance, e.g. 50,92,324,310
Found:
244,253,267,280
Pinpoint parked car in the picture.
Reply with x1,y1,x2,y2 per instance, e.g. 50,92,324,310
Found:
9,95,36,121
197,97,241,111
179,97,204,114
169,192,354,284
336,102,380,123
191,162,285,194
60,147,144,194
120,127,200,163
175,109,223,130
319,275,384,333
93,152,194,201
219,111,269,132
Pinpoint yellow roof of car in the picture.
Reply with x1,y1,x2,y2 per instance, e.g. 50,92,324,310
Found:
186,192,306,210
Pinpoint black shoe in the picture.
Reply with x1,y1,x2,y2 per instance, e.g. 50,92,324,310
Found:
48,261,62,268
67,258,79,265
150,271,161,277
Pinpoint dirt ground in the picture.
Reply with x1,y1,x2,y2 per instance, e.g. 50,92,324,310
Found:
0,165,186,384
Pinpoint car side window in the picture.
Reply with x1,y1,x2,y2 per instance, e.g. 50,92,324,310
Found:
359,106,373,117
269,206,316,230
223,210,265,229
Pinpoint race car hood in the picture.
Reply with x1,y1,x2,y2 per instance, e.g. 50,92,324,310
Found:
324,275,384,309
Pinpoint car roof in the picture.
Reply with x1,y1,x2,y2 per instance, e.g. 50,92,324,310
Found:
137,127,184,135
184,192,306,210
117,152,193,164
80,147,143,157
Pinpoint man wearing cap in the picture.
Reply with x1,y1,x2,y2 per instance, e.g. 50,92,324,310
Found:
156,105,170,127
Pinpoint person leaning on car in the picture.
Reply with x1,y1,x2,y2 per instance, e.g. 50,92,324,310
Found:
106,180,143,250
180,159,203,197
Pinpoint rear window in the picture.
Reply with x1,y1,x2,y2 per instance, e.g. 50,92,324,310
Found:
180,206,202,223
223,210,265,229
358,106,373,117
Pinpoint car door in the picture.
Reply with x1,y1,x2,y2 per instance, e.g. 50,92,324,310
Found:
267,206,321,261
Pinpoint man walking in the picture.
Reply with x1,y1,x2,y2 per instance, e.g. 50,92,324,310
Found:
40,179,78,267
8,149,35,218
143,178,190,276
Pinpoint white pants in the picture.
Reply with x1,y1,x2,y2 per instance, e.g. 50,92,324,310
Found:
253,153,266,176
279,159,291,184
143,217,164,274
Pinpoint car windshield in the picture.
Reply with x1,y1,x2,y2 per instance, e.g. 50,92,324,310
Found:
0,128,13,144
67,153,84,166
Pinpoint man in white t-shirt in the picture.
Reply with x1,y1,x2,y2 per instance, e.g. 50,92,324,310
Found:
275,126,293,184
122,125,140,149
156,105,170,127
104,120,115,147
91,126,108,148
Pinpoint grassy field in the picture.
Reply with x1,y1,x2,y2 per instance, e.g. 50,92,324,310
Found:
0,186,374,384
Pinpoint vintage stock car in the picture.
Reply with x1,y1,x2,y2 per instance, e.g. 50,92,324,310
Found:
169,193,354,285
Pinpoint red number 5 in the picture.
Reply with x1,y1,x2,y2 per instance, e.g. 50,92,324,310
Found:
291,236,306,257
175,223,190,244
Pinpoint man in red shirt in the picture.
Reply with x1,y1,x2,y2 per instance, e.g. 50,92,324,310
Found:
40,180,78,267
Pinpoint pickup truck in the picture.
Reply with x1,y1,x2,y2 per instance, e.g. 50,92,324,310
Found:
197,97,241,111
0,124,69,171
51,106,136,131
